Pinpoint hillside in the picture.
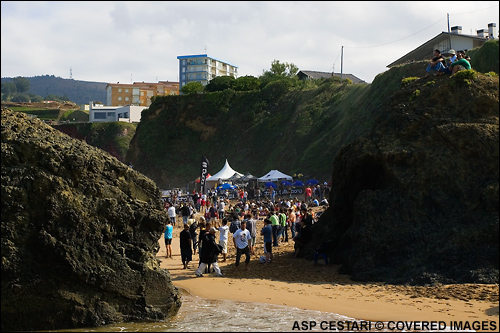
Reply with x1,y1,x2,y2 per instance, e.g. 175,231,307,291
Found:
126,41,499,190
1,75,107,105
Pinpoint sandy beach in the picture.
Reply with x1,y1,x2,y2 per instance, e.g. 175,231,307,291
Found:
158,209,498,331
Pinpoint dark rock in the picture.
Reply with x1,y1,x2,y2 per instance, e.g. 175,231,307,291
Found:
315,74,499,285
1,109,181,331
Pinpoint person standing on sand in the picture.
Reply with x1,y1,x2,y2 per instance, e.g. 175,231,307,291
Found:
218,218,229,262
189,217,199,255
164,220,173,258
233,220,252,270
245,212,257,255
288,208,296,239
305,186,312,204
261,218,273,264
180,223,192,269
167,204,176,227
270,211,279,247
195,227,223,277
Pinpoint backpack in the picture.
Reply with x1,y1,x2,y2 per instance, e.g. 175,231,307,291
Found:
189,222,198,234
229,220,241,234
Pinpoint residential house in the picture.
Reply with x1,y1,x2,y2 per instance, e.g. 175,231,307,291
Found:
387,23,496,68
89,102,147,123
177,54,238,90
297,70,366,84
106,81,179,107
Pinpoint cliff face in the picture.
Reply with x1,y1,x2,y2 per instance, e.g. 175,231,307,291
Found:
318,72,499,284
1,109,181,331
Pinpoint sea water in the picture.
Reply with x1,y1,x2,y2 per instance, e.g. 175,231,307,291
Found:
60,289,357,332
49,289,470,332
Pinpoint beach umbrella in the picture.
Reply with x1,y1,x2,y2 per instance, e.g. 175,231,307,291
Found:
281,180,293,186
217,183,236,190
265,182,278,188
306,179,319,185
293,180,304,187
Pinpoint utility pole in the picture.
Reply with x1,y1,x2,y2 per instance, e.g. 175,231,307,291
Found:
341,46,344,80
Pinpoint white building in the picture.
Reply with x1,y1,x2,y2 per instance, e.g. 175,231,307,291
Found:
88,102,147,123
177,54,238,90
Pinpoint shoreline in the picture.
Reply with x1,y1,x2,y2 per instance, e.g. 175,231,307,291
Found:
158,213,498,330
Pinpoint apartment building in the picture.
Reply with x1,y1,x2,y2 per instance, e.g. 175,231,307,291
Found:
106,81,179,106
177,54,238,89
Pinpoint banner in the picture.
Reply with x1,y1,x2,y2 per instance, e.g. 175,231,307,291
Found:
199,155,209,194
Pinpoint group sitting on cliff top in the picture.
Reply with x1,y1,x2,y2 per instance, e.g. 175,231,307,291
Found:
424,49,471,78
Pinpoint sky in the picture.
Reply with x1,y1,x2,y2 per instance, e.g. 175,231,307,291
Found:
1,1,499,84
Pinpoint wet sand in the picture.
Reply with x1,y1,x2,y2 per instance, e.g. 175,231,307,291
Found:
158,209,498,330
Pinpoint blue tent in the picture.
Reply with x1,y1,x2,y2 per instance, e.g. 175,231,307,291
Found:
281,180,293,186
217,183,236,190
293,180,304,187
265,182,278,188
306,179,319,185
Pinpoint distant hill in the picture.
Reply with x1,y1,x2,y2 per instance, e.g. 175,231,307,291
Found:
1,75,107,105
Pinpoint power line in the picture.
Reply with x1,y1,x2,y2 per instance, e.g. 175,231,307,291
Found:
344,4,499,50
344,17,446,49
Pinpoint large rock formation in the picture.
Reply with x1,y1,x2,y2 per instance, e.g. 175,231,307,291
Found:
317,73,499,284
1,109,181,331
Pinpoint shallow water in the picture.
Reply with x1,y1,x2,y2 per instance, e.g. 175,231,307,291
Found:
60,289,357,332
48,289,469,332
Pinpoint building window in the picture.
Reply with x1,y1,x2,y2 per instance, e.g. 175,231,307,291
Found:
118,88,122,93
118,97,122,101
107,112,114,117
94,112,106,119
125,97,129,101
125,89,129,93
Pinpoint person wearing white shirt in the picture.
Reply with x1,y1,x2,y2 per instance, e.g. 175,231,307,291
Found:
218,219,229,262
167,205,176,227
232,220,251,270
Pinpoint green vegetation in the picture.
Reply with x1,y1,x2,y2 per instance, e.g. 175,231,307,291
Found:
128,40,498,189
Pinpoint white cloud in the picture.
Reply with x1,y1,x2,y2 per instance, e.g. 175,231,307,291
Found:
1,1,498,83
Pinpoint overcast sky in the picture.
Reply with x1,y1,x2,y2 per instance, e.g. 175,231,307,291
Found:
1,1,498,84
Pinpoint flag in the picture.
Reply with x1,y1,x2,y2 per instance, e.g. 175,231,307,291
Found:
199,155,209,194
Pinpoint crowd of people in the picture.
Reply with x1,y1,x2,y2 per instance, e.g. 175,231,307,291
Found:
424,48,472,77
163,185,329,278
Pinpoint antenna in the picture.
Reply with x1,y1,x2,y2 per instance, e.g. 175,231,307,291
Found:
70,67,73,79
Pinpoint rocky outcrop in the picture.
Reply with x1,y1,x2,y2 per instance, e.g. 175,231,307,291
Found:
1,109,181,331
317,73,499,284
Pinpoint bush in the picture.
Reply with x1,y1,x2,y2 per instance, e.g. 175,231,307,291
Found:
401,77,419,87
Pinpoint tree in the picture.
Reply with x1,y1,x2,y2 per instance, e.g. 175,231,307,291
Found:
1,82,17,101
180,82,205,95
11,93,30,102
232,75,260,91
268,60,298,77
204,75,235,92
259,60,299,88
13,76,30,93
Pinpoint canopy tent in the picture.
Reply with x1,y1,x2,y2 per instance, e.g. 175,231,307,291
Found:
257,170,293,182
241,172,257,181
217,183,236,190
227,172,244,181
194,174,211,183
205,160,244,189
306,179,319,185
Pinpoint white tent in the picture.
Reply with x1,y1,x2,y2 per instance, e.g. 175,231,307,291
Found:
205,160,244,188
257,170,293,182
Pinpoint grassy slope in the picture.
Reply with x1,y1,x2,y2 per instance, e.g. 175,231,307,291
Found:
129,39,498,190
